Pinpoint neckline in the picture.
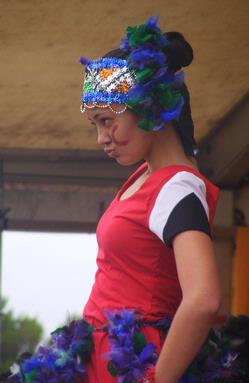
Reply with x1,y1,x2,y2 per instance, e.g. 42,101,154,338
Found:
116,162,201,202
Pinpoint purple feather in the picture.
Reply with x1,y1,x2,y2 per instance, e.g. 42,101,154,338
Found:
104,310,157,383
139,343,157,363
160,97,184,122
174,70,184,83
129,49,166,69
128,84,146,99
120,37,130,51
79,56,90,66
146,16,160,29
10,319,93,382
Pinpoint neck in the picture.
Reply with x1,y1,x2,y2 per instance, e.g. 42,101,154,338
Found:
144,124,197,173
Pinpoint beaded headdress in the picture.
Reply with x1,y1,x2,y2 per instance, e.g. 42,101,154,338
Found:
80,57,136,114
80,17,184,131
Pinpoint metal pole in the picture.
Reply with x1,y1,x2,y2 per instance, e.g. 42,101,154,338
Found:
0,209,10,366
0,211,10,367
0,157,9,367
0,229,3,368
0,160,3,368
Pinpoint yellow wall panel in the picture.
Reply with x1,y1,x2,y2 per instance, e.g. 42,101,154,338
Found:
232,226,249,315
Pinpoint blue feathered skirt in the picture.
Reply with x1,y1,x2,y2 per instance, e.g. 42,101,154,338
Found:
3,310,249,383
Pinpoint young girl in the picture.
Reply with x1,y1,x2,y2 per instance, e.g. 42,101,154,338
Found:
80,17,221,383
7,16,248,383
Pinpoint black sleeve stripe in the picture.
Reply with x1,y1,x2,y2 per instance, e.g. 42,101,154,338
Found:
162,192,211,247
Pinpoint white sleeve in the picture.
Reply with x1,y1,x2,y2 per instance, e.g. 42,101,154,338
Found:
148,171,210,246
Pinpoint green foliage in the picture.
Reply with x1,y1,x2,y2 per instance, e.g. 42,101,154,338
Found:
0,297,43,372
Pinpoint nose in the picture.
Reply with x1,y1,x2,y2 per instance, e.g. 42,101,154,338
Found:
97,127,112,146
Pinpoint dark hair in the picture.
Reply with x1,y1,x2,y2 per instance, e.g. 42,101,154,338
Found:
163,32,193,72
104,32,196,157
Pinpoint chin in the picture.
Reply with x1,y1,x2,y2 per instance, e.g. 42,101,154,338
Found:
115,156,142,166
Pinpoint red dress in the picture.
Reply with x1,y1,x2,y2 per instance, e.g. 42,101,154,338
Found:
83,162,219,382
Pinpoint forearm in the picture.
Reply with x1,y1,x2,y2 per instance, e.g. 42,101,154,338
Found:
155,299,219,383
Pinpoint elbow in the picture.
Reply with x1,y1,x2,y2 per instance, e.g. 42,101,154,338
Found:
204,295,222,317
207,285,222,316
184,291,222,319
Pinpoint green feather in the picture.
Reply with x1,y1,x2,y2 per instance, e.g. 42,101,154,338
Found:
55,350,70,367
136,67,155,82
51,326,64,335
72,339,94,355
133,331,146,354
24,370,37,383
127,98,140,110
138,118,155,131
107,360,118,377
127,24,161,47
156,84,180,108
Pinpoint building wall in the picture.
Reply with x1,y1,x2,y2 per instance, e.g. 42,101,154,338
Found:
235,186,249,226
1,0,249,150
213,186,249,316
213,190,235,315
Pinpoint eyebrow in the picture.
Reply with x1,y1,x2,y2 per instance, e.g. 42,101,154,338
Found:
88,112,111,121
92,113,101,120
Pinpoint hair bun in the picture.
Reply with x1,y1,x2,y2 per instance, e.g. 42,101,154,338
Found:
163,32,193,73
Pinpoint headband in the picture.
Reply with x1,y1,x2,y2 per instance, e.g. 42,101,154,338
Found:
80,17,184,131
80,57,136,114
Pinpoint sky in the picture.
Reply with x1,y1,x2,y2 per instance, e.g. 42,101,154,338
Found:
1,231,98,340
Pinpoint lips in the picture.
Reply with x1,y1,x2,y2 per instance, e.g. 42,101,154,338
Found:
104,149,115,157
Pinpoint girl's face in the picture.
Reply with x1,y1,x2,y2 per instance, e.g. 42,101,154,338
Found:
86,104,154,166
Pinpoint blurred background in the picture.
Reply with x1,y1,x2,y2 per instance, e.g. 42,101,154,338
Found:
0,0,248,372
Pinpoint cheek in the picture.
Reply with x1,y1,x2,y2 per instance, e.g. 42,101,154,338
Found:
111,125,130,146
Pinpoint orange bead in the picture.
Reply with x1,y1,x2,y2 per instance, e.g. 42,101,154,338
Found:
99,68,118,80
115,81,130,94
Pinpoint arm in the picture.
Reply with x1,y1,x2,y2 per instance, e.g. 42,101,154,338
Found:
155,231,221,383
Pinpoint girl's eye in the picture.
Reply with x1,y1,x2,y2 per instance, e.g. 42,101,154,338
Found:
101,118,111,126
90,117,112,129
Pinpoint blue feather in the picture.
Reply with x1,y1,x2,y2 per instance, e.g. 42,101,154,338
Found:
129,49,166,69
79,56,90,66
146,16,160,29
160,97,184,122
